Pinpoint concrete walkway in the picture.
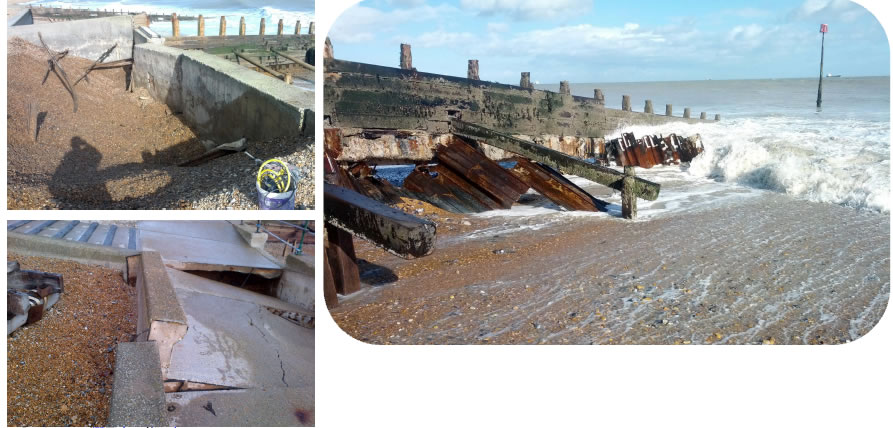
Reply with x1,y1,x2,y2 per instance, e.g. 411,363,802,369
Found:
137,221,314,426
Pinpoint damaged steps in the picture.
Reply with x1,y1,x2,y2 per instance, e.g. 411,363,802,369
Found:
8,220,139,250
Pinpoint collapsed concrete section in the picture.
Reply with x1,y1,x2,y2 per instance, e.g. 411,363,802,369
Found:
7,220,315,426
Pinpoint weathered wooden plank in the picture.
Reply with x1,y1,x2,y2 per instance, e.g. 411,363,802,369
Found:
324,223,361,295
436,137,529,209
451,120,660,200
510,157,602,212
324,182,436,259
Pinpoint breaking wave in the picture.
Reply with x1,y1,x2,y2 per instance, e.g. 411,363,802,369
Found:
613,115,890,213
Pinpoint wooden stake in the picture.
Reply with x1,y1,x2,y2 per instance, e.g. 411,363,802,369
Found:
400,43,412,70
259,17,265,35
171,13,179,37
621,166,637,219
27,101,39,142
467,59,479,80
219,16,226,36
239,16,245,36
295,20,301,35
308,21,315,34
277,18,283,36
197,14,204,37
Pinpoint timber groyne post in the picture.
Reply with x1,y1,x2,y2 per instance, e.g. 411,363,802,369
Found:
295,20,301,35
259,17,265,36
520,72,532,89
715,114,721,121
309,22,315,34
400,44,412,70
239,17,245,36
278,19,284,36
197,15,204,37
621,166,637,219
559,81,570,95
468,60,479,80
665,104,673,116
622,95,631,112
644,100,653,114
171,13,179,37
594,89,604,105
683,107,691,118
700,112,707,120
219,16,226,36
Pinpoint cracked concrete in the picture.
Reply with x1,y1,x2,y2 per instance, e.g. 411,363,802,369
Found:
162,268,313,425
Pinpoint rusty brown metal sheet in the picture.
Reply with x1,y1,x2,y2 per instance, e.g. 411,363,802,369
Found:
403,165,494,213
510,158,603,212
324,223,361,296
436,136,529,209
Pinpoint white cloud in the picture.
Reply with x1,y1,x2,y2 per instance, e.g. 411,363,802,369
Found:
459,0,592,21
329,3,457,44
487,22,510,33
415,30,477,48
790,0,866,22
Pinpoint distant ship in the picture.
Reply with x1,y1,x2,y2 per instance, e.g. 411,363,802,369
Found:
826,73,841,77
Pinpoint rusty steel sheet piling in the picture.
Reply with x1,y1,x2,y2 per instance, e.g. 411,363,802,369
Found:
324,182,437,259
435,137,530,209
452,120,660,201
510,157,605,212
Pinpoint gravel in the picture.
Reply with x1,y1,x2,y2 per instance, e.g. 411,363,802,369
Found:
6,38,315,210
6,253,137,427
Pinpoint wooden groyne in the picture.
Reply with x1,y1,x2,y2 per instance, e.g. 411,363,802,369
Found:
161,15,315,83
322,42,716,304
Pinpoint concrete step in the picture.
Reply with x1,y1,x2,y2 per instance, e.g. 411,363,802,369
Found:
7,221,139,250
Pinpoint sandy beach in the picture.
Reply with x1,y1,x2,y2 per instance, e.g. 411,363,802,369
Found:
330,186,889,345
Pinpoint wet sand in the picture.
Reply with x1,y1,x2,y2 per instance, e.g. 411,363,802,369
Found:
331,190,889,345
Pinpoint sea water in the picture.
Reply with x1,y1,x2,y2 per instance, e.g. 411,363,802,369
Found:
546,76,891,214
26,1,315,36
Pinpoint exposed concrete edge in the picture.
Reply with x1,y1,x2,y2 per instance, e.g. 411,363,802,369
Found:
182,48,314,113
133,43,313,137
108,341,168,426
7,8,32,27
135,251,188,377
231,223,268,248
285,253,314,277
7,232,138,272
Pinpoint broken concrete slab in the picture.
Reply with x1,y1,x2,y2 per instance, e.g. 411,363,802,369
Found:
166,277,314,390
166,267,311,317
134,251,188,377
166,386,314,427
138,221,282,278
108,341,168,427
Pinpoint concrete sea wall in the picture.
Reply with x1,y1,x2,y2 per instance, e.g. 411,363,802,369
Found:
7,15,136,61
133,43,313,141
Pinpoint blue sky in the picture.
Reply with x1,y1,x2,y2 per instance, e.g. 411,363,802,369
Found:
328,0,890,83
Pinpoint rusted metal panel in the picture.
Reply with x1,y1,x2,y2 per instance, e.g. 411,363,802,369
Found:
510,158,603,212
436,136,529,209
403,165,500,213
324,183,436,259
452,120,660,201
324,223,361,296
